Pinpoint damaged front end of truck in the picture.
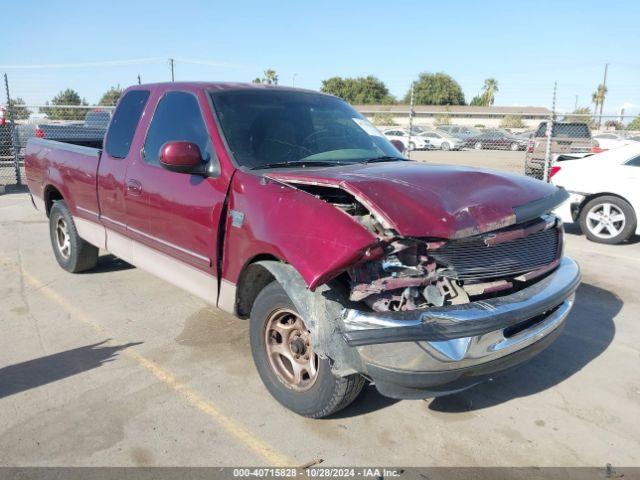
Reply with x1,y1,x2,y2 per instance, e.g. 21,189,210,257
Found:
248,165,581,399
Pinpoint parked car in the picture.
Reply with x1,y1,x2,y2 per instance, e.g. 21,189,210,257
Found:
0,107,36,159
35,109,112,148
592,132,636,150
25,82,580,418
462,130,527,151
525,122,595,180
0,107,11,157
419,129,464,151
382,128,430,150
513,129,535,140
552,143,640,244
437,125,482,140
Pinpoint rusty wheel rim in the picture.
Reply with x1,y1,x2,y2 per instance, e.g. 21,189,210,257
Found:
55,217,71,259
264,308,318,391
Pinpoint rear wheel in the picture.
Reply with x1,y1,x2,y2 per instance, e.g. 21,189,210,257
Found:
250,281,365,418
474,142,483,150
49,200,98,272
579,196,636,244
510,142,520,151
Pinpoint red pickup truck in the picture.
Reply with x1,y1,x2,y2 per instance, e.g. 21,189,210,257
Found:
25,82,580,418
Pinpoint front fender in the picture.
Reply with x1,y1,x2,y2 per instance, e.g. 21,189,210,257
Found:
222,170,379,290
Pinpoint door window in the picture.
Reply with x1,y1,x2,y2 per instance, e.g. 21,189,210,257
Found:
144,91,213,166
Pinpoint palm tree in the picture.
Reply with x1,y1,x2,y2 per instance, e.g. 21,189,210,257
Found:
481,78,499,106
592,83,608,128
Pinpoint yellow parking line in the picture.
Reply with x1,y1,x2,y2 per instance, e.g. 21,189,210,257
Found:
6,258,295,467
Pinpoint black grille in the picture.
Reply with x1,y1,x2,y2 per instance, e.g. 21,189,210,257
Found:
431,227,560,281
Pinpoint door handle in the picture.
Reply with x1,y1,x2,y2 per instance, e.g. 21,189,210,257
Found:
126,179,142,196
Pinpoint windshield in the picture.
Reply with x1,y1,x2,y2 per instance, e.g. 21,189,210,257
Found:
210,89,404,169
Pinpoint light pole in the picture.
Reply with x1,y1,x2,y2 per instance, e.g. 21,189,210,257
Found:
292,73,298,87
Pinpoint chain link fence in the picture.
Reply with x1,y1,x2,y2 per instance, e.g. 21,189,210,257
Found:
2,67,639,188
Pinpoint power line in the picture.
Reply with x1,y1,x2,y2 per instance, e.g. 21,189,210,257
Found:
0,58,166,69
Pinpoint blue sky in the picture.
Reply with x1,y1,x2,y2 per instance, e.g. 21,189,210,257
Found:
1,0,639,116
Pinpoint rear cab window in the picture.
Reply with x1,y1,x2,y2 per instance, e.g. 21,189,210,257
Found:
104,90,150,158
535,123,591,139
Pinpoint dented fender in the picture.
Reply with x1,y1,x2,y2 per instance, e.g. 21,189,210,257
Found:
222,170,380,290
254,260,363,376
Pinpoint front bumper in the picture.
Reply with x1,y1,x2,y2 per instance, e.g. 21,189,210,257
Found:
341,257,580,399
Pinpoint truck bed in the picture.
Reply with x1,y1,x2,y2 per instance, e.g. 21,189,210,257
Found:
25,137,101,217
36,124,106,149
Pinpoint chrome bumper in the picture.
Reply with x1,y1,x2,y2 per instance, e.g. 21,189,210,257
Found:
342,257,580,374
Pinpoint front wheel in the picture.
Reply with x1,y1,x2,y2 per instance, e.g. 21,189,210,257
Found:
250,281,365,418
510,142,520,151
474,142,483,150
49,200,98,272
579,196,636,244
440,142,450,151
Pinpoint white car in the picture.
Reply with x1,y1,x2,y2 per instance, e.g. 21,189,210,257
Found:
382,128,430,151
419,130,464,151
592,133,636,150
552,143,640,244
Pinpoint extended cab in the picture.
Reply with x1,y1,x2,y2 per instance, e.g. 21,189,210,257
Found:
25,82,580,418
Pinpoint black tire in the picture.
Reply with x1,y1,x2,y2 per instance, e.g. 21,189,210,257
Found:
441,142,450,151
250,281,365,418
579,195,636,245
49,200,99,272
474,141,483,150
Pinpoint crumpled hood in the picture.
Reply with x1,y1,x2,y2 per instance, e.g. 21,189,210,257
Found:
267,161,560,239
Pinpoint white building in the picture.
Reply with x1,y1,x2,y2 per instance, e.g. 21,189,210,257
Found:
353,104,551,129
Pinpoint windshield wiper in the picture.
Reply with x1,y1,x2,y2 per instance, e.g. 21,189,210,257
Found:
359,155,406,164
250,160,345,170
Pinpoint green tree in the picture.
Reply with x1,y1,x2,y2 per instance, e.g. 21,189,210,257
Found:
253,69,279,85
563,107,595,128
40,88,89,120
98,86,122,106
405,72,465,105
7,97,30,120
320,76,395,104
592,83,607,126
604,120,624,130
627,115,640,131
500,115,525,129
468,78,500,107
434,107,452,126
480,78,499,106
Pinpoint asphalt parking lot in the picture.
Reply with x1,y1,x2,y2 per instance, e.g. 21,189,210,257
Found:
1,150,639,467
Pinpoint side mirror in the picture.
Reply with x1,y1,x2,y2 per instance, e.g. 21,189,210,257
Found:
159,141,204,174
390,139,405,153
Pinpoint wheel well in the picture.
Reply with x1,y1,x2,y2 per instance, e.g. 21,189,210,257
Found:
578,192,635,218
235,254,282,318
43,185,64,217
